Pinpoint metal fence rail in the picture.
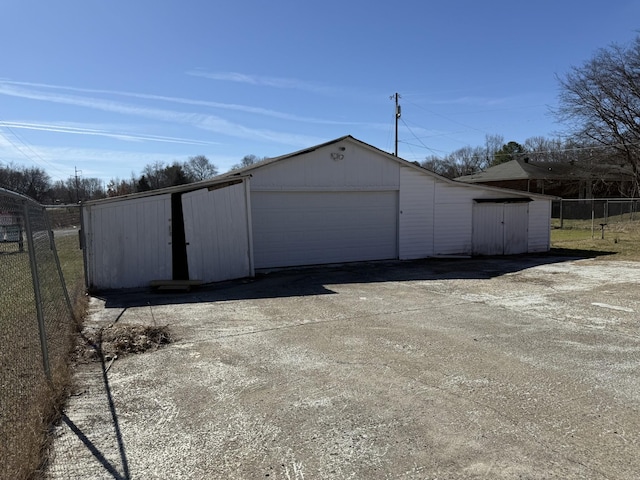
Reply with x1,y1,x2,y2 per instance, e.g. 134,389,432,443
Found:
0,188,77,479
552,198,640,230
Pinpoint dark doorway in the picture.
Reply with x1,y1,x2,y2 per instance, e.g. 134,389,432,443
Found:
171,193,189,280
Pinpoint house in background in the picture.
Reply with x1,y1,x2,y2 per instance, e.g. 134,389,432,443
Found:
82,136,555,291
455,158,635,198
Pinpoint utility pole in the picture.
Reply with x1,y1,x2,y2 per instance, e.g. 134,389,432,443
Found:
391,93,401,156
74,166,81,203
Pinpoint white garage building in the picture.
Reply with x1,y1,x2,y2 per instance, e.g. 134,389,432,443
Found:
82,136,554,290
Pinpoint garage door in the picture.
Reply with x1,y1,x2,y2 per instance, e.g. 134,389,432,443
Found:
252,191,398,268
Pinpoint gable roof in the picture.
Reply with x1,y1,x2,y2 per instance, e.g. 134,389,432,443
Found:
455,158,634,183
87,136,558,206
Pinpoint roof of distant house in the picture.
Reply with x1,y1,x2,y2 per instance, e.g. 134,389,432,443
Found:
455,158,634,183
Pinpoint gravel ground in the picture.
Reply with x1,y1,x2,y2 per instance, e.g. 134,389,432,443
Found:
47,256,640,479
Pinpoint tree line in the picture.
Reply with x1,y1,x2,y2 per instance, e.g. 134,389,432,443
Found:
106,154,264,197
0,154,267,204
106,155,219,198
420,135,615,178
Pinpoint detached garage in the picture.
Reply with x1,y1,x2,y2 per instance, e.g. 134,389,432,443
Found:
232,136,553,269
82,136,554,290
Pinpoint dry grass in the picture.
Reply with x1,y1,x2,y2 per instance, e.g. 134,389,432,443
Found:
0,232,86,480
551,218,640,261
76,324,173,363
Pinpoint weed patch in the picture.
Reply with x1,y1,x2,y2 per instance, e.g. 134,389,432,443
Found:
76,324,173,362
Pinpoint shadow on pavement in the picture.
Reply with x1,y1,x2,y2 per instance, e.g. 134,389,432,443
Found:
61,338,131,480
96,252,613,310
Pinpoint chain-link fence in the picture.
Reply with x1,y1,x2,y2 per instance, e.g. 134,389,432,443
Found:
552,198,640,231
0,188,79,479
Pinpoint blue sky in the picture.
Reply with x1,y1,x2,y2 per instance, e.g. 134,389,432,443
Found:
1,0,639,185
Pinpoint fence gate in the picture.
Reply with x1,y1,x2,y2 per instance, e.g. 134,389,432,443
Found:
472,200,529,255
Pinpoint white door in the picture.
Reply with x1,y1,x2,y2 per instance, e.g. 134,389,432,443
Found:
503,203,529,254
251,191,398,268
472,202,528,255
182,182,252,282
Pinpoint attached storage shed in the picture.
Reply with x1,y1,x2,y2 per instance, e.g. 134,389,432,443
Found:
82,177,253,290
82,136,553,290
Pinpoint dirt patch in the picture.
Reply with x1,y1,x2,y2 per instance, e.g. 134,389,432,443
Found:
75,324,173,362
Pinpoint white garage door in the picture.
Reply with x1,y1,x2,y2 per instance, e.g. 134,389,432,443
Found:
252,191,398,268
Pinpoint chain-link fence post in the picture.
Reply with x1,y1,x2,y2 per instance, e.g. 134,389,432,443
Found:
22,200,52,380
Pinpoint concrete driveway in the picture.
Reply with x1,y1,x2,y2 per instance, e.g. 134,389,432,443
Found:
48,256,640,479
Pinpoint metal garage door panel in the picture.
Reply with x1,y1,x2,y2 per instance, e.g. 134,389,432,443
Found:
252,191,398,268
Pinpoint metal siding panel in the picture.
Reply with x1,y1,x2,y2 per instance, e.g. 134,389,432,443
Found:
433,204,473,255
433,184,474,255
88,195,172,289
399,167,434,259
527,200,551,252
251,142,400,190
252,191,398,268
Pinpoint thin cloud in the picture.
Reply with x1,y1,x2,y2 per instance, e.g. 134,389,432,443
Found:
187,70,339,95
0,82,323,147
0,79,356,126
0,121,217,146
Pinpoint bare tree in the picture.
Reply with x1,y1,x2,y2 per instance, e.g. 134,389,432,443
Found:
484,134,504,166
555,35,640,194
142,161,166,190
185,155,218,181
0,163,51,202
421,140,495,178
231,154,265,171
106,177,135,197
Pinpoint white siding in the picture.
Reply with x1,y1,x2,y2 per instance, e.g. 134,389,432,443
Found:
528,199,552,252
85,195,172,290
252,191,398,268
432,183,475,255
182,182,252,283
399,167,434,259
251,141,400,191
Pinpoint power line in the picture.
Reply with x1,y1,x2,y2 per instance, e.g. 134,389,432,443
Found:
0,120,70,181
399,117,442,157
404,98,491,136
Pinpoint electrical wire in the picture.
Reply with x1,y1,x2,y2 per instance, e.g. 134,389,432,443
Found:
0,120,70,181
399,117,443,157
396,100,640,162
